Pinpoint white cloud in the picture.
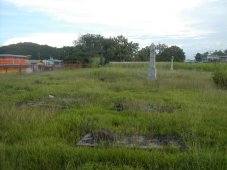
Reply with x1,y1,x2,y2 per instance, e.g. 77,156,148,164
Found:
3,0,227,59
4,0,208,38
3,33,78,47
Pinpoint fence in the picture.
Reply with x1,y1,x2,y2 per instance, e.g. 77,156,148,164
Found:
0,64,88,74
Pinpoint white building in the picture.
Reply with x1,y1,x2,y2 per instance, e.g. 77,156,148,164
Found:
205,54,227,62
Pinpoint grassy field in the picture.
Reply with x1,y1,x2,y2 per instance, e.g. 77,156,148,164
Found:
0,62,227,169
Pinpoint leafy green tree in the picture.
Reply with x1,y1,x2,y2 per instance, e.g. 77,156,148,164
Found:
212,50,225,56
62,46,80,63
111,35,139,61
156,45,185,62
155,43,168,55
195,53,203,62
224,49,227,55
136,46,150,61
63,34,105,64
74,34,105,58
101,38,115,63
68,34,139,64
194,52,208,62
135,44,168,61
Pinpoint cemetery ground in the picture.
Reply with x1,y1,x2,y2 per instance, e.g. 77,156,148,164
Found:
0,62,226,169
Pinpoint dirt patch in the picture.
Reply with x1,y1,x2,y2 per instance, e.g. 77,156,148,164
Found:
99,77,105,82
16,101,68,109
115,102,124,111
114,102,178,113
77,129,187,151
48,76,62,80
148,103,175,113
99,76,119,83
77,128,115,146
61,97,83,103
34,80,43,84
16,97,86,110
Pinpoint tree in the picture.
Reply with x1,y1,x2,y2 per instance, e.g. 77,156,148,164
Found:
212,50,225,56
135,44,168,61
101,38,115,63
62,46,81,63
74,34,105,57
71,34,139,63
136,46,150,61
111,35,139,61
224,49,227,55
195,53,203,62
155,43,168,55
156,45,185,62
194,52,208,62
67,34,106,64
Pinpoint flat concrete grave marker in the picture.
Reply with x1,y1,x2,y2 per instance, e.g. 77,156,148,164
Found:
78,129,187,150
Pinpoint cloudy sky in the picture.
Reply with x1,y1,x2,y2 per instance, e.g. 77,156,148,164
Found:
0,0,227,59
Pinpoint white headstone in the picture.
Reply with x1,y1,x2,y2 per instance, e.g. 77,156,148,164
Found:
170,56,174,70
148,43,157,80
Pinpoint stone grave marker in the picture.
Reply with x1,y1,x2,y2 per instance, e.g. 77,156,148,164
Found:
170,56,174,70
148,43,157,80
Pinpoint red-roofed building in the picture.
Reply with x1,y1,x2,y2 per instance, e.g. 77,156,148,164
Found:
0,54,30,73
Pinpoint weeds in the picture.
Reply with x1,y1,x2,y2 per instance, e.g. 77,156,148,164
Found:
213,65,227,88
0,62,226,169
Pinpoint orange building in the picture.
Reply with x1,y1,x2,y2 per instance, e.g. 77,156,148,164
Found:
0,54,30,73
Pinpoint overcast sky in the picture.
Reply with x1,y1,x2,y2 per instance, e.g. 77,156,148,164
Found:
0,0,227,59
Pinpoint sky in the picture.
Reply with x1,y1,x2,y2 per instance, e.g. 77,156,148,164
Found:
0,0,227,59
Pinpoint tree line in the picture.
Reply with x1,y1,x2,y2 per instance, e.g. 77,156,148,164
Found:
0,34,186,64
62,34,185,64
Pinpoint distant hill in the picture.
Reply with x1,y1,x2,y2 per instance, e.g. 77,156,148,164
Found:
0,42,63,60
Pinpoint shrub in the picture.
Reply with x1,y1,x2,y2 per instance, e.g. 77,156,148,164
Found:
89,56,101,68
213,66,227,88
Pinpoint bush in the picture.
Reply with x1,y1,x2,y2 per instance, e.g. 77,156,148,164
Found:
213,66,227,88
89,56,101,68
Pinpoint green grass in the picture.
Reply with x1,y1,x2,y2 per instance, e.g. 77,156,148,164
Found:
0,62,227,169
110,61,227,72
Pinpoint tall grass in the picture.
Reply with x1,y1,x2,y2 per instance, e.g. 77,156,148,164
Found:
0,63,227,169
213,65,227,88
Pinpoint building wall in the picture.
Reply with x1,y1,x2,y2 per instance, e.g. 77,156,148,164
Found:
0,56,30,74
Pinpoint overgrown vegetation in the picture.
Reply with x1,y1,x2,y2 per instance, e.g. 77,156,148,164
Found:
213,65,227,88
0,62,226,169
